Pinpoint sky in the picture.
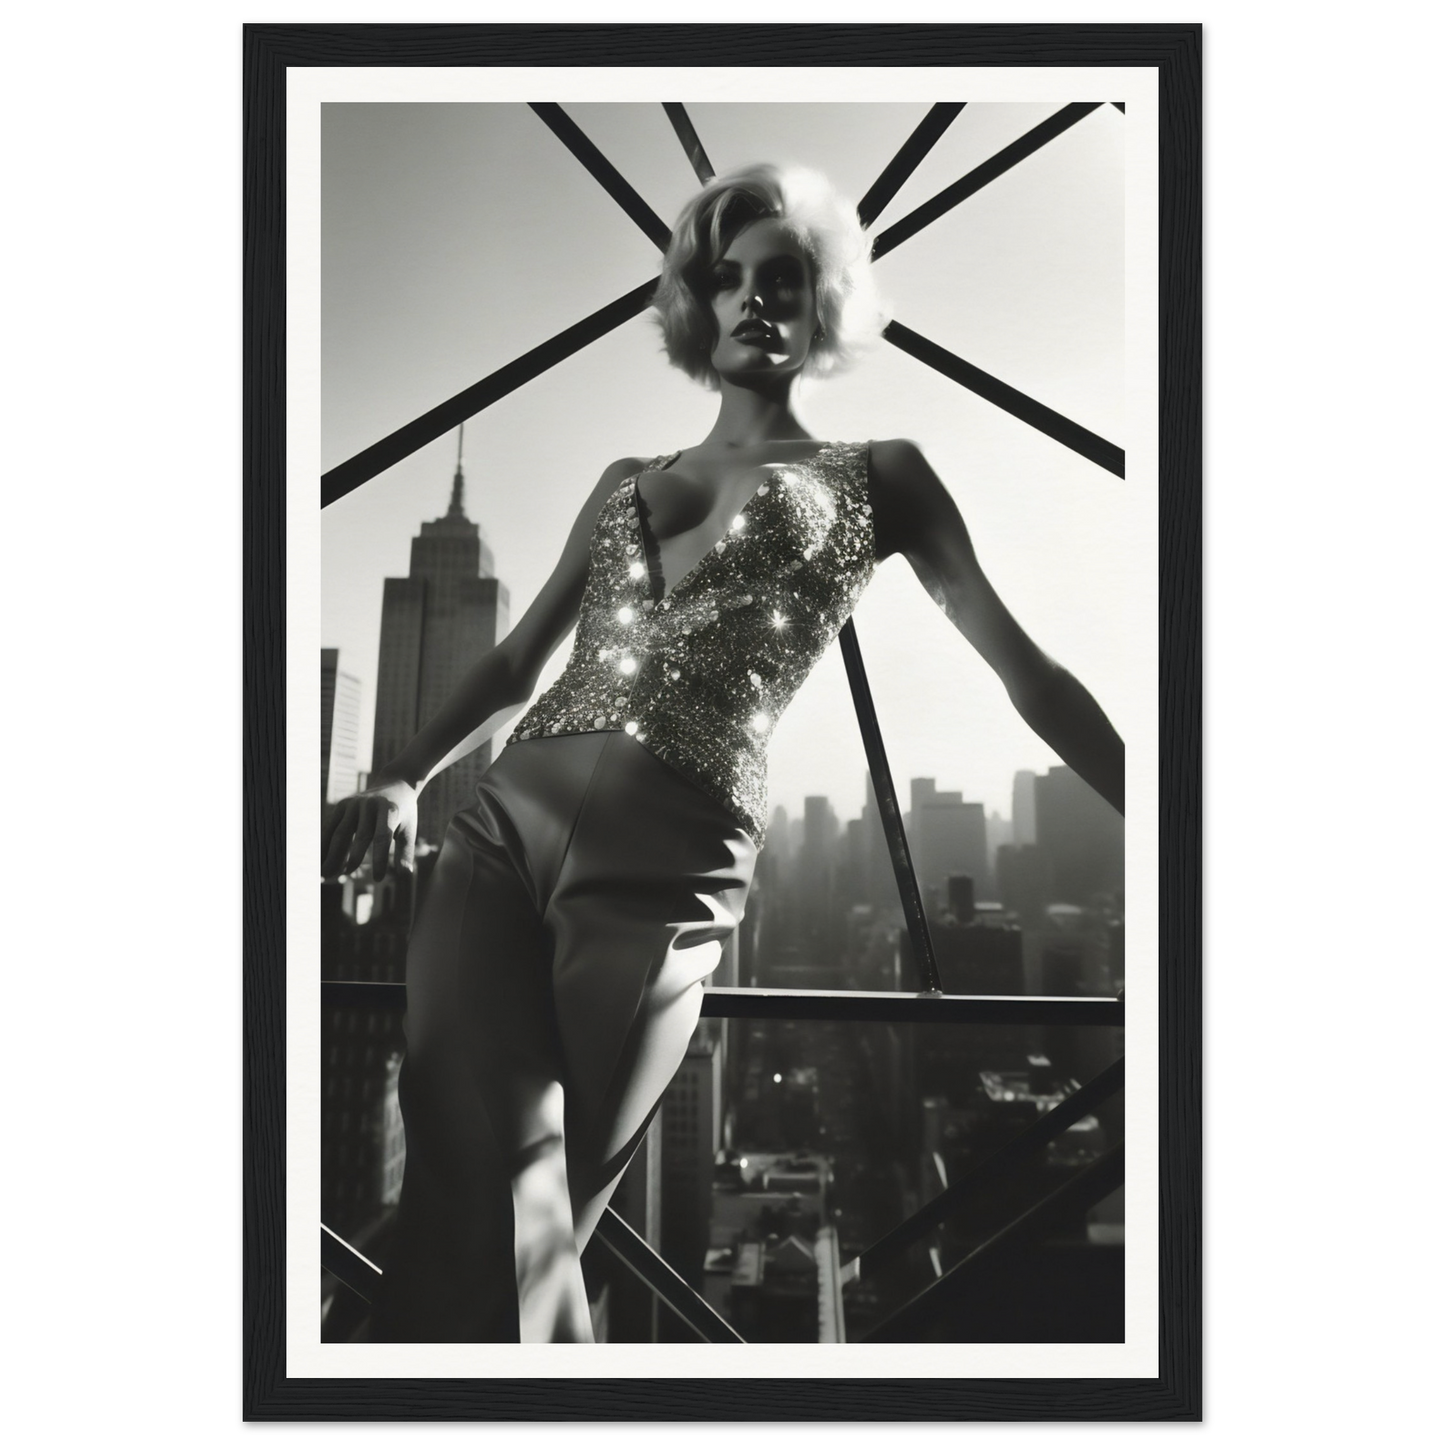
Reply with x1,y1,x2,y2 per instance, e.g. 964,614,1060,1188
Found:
319,99,1140,823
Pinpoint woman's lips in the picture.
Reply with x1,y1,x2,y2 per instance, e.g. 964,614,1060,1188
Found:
731,322,779,347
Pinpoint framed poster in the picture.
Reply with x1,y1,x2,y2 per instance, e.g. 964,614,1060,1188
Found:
244,22,1200,1421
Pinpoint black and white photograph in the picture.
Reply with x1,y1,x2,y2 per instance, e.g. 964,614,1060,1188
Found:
301,58,1158,1380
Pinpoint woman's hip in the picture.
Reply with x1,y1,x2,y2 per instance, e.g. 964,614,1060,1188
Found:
474,731,758,911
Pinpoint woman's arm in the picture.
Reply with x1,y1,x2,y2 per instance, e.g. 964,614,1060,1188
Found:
321,455,648,880
869,439,1124,815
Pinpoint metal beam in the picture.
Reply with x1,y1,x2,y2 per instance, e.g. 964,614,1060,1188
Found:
321,1222,382,1304
321,280,657,505
321,100,1119,502
593,1208,744,1343
321,979,1125,1028
858,1142,1125,1342
662,102,715,184
529,103,673,253
847,1057,1125,1280
701,987,1123,1027
857,103,967,229
321,979,402,1009
884,320,1126,478
321,99,1117,503
871,102,1105,261
838,619,941,993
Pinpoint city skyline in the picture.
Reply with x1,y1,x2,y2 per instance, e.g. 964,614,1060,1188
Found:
321,531,1126,1343
322,729,1125,1342
333,602,1056,865
328,604,1069,871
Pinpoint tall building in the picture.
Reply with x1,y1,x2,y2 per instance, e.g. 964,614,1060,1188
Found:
909,780,989,912
1034,765,1125,904
321,648,362,806
996,843,1053,925
661,1035,724,1290
320,1005,406,1238
861,772,898,912
798,795,839,952
320,872,416,1238
985,809,1013,882
910,776,938,820
933,913,1026,997
1012,770,1038,846
371,431,509,846
767,804,794,868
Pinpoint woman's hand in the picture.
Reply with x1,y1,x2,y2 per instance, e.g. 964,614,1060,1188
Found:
321,775,419,881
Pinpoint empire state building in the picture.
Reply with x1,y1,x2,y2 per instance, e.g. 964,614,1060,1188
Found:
371,431,509,846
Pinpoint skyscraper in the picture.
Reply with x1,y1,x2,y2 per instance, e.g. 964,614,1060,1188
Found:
910,776,938,820
1012,769,1039,846
320,648,361,806
798,795,839,946
909,780,990,912
371,430,509,846
985,809,1013,876
996,842,1052,925
1034,765,1125,904
661,1035,723,1291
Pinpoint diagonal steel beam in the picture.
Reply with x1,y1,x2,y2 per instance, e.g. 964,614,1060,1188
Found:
838,619,941,993
871,102,1105,260
321,280,657,505
321,101,1116,502
594,1207,744,1343
529,102,672,253
885,320,1126,478
321,300,1126,503
320,1222,382,1303
662,102,715,183
858,1142,1125,1342
846,1057,1124,1281
857,102,967,229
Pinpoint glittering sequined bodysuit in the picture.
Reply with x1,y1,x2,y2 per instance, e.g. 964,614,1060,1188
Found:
379,444,876,1342
509,440,877,844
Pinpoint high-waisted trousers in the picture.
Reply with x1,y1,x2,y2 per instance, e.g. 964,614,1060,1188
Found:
368,731,757,1343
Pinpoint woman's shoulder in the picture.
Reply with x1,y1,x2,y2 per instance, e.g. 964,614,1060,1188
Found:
567,455,656,535
584,454,656,504
599,454,656,486
859,439,946,559
863,436,929,481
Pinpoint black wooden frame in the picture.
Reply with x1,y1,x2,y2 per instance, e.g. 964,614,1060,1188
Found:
244,21,1200,1422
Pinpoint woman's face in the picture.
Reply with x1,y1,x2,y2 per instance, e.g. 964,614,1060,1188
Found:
704,218,818,384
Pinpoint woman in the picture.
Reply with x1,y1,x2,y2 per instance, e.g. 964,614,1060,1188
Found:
322,164,1124,1343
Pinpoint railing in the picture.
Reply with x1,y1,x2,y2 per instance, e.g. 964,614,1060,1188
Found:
322,979,1123,1030
319,99,1127,1343
321,977,1123,1343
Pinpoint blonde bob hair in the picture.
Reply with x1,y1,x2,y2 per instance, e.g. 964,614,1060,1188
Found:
653,163,889,389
